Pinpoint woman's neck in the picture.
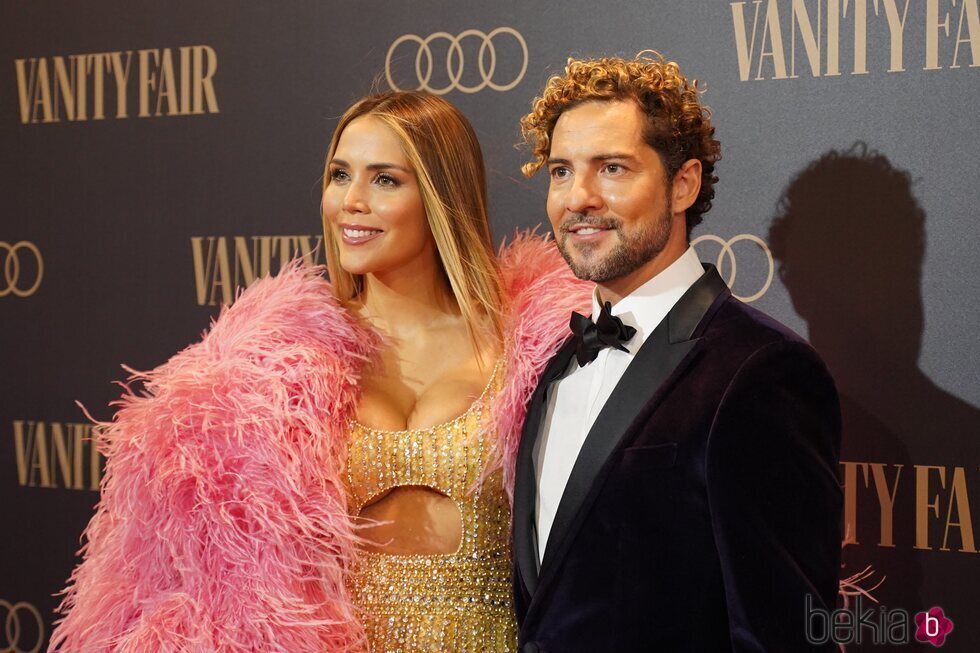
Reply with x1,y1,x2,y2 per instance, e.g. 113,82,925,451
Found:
359,265,459,338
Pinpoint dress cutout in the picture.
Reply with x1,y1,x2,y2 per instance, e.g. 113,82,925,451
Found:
346,360,516,653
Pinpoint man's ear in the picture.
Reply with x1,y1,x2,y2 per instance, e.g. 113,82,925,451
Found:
671,159,702,214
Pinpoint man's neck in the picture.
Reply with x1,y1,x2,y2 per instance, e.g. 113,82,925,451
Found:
597,232,690,305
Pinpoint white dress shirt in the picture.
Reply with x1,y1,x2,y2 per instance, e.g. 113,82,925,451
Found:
533,246,705,563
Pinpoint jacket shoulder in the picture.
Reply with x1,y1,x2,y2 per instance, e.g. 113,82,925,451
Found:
705,295,814,355
193,260,376,364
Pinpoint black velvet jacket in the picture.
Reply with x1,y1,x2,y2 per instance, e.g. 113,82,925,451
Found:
513,265,842,652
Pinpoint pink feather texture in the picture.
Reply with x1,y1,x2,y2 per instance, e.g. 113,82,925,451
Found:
490,232,592,500
50,234,589,652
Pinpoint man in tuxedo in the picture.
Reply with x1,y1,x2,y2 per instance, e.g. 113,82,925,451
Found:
512,53,842,652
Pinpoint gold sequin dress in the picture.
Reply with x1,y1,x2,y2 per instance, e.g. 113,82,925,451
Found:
346,362,517,653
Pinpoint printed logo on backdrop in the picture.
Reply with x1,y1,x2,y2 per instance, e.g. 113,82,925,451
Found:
191,235,325,306
385,27,528,94
14,45,219,124
692,234,774,302
0,599,44,653
730,0,980,81
12,421,103,491
842,461,977,553
0,241,42,298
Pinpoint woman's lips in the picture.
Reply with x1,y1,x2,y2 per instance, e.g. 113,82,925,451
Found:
340,225,384,245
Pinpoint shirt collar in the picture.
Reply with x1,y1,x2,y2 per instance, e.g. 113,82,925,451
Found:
590,246,705,352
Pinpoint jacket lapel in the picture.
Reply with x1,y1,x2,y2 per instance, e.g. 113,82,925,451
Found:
514,337,577,596
536,265,729,584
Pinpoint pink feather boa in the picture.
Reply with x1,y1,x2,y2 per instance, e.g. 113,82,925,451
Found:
49,234,590,653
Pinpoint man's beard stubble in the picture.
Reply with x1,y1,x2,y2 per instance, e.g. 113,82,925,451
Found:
555,205,672,283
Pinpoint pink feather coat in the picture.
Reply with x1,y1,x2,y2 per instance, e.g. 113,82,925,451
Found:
49,235,591,653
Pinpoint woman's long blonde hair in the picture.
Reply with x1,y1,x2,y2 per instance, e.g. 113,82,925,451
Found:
322,91,503,348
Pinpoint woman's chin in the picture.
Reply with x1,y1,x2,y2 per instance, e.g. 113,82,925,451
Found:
338,253,379,277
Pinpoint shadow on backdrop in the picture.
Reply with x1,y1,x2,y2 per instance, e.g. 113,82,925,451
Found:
769,143,980,652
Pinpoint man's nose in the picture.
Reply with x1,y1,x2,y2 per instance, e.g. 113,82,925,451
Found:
565,175,603,215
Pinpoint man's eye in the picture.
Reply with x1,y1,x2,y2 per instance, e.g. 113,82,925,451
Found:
550,167,570,179
604,163,623,174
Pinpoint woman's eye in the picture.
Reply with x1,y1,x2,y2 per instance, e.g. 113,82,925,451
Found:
375,173,399,187
329,168,350,183
549,166,570,180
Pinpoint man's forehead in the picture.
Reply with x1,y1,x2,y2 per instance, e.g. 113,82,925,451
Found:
551,100,645,156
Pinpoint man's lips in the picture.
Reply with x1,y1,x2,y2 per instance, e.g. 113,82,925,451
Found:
565,223,614,241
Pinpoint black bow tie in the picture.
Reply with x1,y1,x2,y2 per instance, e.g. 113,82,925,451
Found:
569,301,637,367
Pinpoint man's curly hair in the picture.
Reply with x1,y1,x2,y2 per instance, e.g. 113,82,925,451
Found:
521,51,721,233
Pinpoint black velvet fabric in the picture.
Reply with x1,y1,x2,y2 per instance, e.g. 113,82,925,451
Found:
513,280,842,653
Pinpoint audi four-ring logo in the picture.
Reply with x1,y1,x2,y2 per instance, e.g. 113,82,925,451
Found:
692,234,774,303
385,27,528,94
1,241,43,298
0,600,43,653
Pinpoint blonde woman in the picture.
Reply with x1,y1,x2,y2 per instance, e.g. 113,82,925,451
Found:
50,92,589,652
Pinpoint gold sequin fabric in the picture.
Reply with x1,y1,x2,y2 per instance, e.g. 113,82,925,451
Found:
346,361,516,653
